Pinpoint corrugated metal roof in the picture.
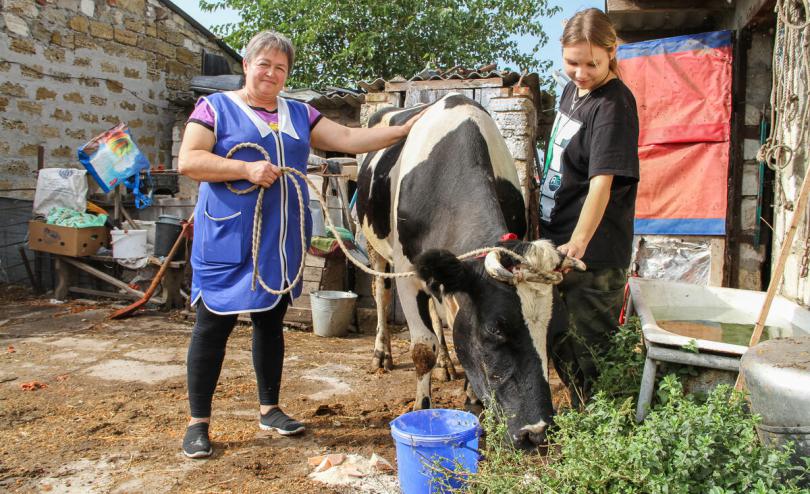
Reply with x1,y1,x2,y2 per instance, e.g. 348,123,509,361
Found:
281,88,365,109
359,67,541,92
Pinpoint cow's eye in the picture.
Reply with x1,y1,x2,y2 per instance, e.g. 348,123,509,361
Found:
483,324,507,341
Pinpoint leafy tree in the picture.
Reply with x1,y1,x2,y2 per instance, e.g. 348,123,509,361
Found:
200,0,560,89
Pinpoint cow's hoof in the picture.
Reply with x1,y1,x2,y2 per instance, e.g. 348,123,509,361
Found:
372,352,394,372
412,397,431,410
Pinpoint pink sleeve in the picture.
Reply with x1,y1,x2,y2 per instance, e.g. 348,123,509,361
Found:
187,97,215,130
306,103,323,129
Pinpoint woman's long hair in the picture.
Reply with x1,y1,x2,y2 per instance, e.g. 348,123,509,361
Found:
561,8,620,78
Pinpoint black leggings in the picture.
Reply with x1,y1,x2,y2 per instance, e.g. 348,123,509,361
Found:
186,296,289,418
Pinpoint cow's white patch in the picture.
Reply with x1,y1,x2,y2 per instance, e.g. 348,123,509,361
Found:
512,240,564,382
520,419,549,434
515,283,553,382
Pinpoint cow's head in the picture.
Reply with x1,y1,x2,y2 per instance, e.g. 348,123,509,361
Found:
414,240,585,449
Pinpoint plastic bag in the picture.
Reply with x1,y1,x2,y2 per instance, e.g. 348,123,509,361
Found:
32,168,88,216
77,123,152,209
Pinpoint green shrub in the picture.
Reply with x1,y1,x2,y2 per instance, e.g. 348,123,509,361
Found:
467,318,808,493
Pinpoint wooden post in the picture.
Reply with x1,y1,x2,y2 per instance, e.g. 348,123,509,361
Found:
735,162,810,391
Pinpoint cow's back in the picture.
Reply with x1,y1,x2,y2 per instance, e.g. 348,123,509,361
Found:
357,94,526,263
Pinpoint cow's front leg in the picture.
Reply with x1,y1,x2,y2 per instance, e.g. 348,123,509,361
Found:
370,249,393,371
429,297,458,382
398,278,439,410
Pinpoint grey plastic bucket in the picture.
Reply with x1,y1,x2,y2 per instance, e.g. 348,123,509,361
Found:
310,290,357,337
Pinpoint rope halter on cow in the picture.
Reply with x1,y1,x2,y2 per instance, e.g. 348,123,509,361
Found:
223,142,574,294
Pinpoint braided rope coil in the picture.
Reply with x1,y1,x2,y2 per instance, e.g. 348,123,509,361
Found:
222,143,561,294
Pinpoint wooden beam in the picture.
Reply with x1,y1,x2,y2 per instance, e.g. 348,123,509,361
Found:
384,77,503,93
59,256,145,298
607,0,734,11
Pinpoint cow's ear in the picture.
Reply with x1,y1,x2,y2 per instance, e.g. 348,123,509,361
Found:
414,249,472,294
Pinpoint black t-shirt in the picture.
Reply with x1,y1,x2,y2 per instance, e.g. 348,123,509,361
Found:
539,79,639,269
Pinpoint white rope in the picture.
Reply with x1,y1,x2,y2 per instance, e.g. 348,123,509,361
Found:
222,143,557,293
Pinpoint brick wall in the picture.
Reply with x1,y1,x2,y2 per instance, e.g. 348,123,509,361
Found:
0,0,241,200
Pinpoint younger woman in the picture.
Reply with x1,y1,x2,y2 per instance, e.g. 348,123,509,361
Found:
540,8,639,406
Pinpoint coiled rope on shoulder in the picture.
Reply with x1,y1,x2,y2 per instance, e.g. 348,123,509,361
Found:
223,142,555,294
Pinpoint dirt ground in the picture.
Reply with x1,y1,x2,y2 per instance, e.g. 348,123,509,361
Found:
0,286,566,493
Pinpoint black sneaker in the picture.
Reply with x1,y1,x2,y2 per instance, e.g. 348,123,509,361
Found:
182,422,212,458
259,408,305,436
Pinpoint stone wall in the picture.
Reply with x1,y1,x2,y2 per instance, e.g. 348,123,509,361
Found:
0,0,241,200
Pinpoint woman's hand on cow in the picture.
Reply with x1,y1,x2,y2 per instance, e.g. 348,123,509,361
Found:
244,160,283,188
557,237,588,263
398,109,427,136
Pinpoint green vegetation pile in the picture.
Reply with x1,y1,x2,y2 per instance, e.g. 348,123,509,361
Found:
468,318,809,493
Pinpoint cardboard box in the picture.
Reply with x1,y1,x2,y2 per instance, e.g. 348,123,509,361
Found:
28,221,109,257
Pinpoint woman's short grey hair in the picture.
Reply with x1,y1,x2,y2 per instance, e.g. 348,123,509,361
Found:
244,31,295,70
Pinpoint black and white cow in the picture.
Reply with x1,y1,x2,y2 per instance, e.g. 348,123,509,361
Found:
356,93,585,448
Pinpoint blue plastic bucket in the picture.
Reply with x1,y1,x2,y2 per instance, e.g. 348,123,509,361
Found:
390,409,481,494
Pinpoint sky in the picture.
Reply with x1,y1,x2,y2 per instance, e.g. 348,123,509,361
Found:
171,0,604,87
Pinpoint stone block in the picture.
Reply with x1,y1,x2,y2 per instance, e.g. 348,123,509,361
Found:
63,92,84,104
1,82,27,98
80,112,98,123
73,33,96,49
114,28,138,46
52,109,72,122
102,114,118,125
175,47,197,65
743,138,760,161
740,196,758,232
116,0,145,13
120,101,136,111
128,118,142,128
44,47,66,63
90,95,107,106
89,21,114,40
142,103,158,115
6,0,39,17
68,15,89,33
65,128,86,140
17,100,43,115
124,19,144,33
10,38,36,55
51,146,73,158
36,87,57,101
74,56,91,67
2,118,29,132
0,96,8,112
0,62,10,72
80,0,94,16
105,80,124,93
38,125,61,138
123,67,140,78
19,144,40,156
488,96,533,113
101,62,119,74
3,13,29,37
742,162,759,196
20,65,44,80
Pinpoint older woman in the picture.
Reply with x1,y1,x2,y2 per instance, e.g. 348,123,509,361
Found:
178,31,420,458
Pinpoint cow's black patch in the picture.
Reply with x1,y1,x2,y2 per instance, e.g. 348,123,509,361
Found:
357,140,406,239
397,119,513,261
389,104,431,127
416,291,432,330
443,94,485,111
495,178,527,238
367,106,401,128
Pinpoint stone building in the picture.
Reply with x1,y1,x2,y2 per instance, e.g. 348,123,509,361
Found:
0,0,241,283
0,0,242,196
